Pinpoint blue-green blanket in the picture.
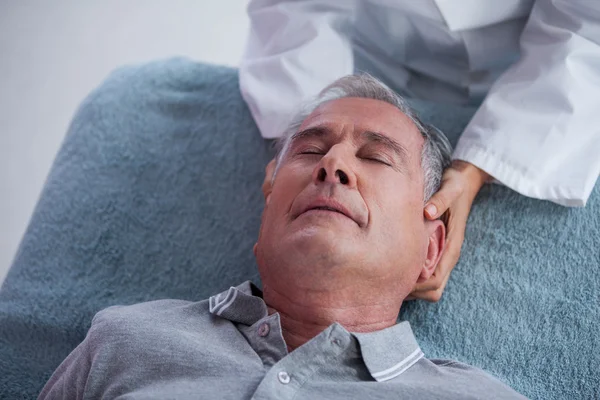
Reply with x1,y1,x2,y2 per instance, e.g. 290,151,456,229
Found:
0,58,598,399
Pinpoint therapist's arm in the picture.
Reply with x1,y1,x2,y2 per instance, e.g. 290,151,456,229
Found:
452,0,600,207
413,0,600,301
239,0,355,139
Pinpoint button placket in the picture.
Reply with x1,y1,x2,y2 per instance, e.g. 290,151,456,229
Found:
258,322,270,337
277,371,291,384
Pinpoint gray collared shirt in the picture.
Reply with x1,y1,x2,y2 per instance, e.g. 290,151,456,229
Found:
39,281,525,399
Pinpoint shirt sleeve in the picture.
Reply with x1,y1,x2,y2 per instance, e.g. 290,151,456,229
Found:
239,0,356,139
37,309,115,400
453,0,600,207
431,359,528,399
37,331,94,399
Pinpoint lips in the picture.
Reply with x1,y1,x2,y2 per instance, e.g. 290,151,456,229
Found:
308,206,345,214
297,198,361,226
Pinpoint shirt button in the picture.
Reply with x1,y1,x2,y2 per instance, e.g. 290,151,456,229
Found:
257,323,270,337
278,371,291,384
332,338,342,346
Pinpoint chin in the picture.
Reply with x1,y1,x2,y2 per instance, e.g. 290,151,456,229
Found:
255,220,363,276
294,223,347,243
287,228,359,263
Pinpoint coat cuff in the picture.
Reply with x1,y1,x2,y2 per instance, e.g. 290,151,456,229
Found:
453,140,588,207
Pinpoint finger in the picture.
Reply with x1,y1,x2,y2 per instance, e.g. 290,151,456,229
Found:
411,263,450,293
411,237,462,293
410,270,452,302
417,208,468,293
412,269,444,294
424,176,464,220
410,273,451,302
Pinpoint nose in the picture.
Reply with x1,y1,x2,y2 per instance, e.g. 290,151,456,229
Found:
312,145,357,188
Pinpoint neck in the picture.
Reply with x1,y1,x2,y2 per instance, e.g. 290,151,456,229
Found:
263,283,402,351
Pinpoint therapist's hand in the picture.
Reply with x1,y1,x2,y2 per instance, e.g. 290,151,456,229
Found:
262,158,277,204
408,160,491,302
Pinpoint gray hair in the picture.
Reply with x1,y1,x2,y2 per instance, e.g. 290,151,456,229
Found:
273,73,452,202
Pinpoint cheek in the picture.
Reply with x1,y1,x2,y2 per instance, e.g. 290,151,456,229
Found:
273,164,305,196
367,178,424,240
263,166,308,223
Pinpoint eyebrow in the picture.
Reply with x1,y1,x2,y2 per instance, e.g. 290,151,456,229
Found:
289,126,410,170
289,126,329,144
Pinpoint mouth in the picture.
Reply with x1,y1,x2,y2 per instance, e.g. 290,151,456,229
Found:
304,206,348,216
298,199,359,226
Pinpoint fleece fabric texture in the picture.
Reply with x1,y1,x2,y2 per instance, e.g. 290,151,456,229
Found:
0,58,598,400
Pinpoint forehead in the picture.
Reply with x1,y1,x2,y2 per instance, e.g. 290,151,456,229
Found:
298,97,424,150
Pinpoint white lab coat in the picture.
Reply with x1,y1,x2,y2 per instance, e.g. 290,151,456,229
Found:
239,0,600,206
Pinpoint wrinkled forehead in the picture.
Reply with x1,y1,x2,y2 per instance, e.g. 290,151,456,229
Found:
298,97,424,153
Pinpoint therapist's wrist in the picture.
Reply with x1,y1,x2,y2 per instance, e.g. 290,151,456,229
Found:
452,160,492,191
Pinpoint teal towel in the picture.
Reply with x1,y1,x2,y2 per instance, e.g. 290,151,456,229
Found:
0,58,598,399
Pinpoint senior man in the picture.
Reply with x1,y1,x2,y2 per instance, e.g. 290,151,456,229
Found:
39,75,524,399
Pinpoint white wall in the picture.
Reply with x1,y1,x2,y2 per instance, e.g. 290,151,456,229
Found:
0,1,249,285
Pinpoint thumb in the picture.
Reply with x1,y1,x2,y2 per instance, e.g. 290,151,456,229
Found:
424,179,462,219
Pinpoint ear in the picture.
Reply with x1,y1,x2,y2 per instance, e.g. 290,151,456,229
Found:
417,219,446,282
253,242,258,257
262,159,277,204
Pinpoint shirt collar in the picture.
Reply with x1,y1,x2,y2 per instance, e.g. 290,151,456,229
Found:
208,281,267,325
352,322,424,382
208,281,424,382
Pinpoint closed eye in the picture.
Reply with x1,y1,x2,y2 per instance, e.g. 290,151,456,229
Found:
298,149,324,155
362,157,392,166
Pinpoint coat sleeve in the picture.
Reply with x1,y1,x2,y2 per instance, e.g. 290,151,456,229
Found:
239,0,356,139
453,0,600,206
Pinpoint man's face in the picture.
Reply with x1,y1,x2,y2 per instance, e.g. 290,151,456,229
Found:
255,97,432,294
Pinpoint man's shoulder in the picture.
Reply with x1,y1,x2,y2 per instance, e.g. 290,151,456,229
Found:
429,358,502,378
90,297,212,335
94,297,206,315
422,359,526,399
94,297,203,316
